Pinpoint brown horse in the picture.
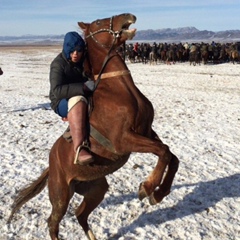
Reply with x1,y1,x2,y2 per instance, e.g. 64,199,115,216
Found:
8,13,179,240
166,49,176,65
201,50,209,65
160,50,167,62
229,50,239,64
189,50,201,66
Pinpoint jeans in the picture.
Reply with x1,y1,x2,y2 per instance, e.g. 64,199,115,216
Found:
56,99,68,117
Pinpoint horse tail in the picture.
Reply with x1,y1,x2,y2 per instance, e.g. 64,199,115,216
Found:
8,167,49,223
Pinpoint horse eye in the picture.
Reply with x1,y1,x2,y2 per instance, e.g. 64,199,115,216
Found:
96,20,101,25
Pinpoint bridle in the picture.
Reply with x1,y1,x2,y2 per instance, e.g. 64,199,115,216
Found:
85,16,129,88
85,16,122,49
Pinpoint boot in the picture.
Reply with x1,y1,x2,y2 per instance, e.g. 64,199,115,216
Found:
67,101,93,165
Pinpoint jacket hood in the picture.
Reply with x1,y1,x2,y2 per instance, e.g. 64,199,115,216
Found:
63,32,85,59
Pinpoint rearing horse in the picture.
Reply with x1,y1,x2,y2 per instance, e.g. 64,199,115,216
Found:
8,13,179,240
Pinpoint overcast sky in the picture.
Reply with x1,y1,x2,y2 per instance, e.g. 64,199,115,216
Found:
0,0,239,36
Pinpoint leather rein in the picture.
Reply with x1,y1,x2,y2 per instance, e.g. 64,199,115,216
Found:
85,16,130,88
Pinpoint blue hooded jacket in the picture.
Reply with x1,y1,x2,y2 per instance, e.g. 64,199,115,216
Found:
63,32,85,59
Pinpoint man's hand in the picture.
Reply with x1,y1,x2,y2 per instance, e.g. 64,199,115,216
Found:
83,80,95,95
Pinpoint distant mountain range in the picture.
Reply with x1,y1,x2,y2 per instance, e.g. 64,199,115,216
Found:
0,27,240,45
0,34,65,45
134,27,240,42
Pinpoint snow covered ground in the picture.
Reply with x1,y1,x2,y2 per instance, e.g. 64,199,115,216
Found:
0,46,239,240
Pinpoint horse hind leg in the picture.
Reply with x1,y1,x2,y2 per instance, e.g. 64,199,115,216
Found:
74,177,109,240
48,175,73,240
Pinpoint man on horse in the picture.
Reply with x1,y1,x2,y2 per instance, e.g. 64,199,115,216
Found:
49,32,95,165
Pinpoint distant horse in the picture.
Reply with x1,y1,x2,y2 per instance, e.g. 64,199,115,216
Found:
182,48,189,62
175,44,185,62
140,43,150,64
149,44,158,65
160,50,167,62
149,50,158,65
8,13,179,240
166,49,176,65
189,50,201,66
201,50,209,65
228,50,239,64
218,47,228,63
176,49,183,62
127,47,139,63
212,47,220,64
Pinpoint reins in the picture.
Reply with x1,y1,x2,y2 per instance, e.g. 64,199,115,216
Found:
83,16,131,154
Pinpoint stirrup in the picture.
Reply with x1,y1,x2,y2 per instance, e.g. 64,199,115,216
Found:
74,141,94,165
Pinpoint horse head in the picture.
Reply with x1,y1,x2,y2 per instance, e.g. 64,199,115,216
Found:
78,13,136,51
78,13,137,76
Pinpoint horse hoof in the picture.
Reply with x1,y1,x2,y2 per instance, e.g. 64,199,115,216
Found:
149,193,158,205
149,188,171,205
87,229,97,240
138,183,149,201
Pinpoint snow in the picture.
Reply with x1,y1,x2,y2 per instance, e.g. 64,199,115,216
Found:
0,46,240,240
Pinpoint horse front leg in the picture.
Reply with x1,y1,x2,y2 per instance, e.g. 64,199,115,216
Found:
148,153,179,205
119,131,179,205
137,144,174,204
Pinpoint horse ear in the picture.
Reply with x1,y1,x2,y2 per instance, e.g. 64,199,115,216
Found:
78,22,88,32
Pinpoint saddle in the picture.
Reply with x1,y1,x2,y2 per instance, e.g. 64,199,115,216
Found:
62,124,116,154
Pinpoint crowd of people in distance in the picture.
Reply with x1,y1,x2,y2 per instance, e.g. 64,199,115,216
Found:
117,41,240,65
